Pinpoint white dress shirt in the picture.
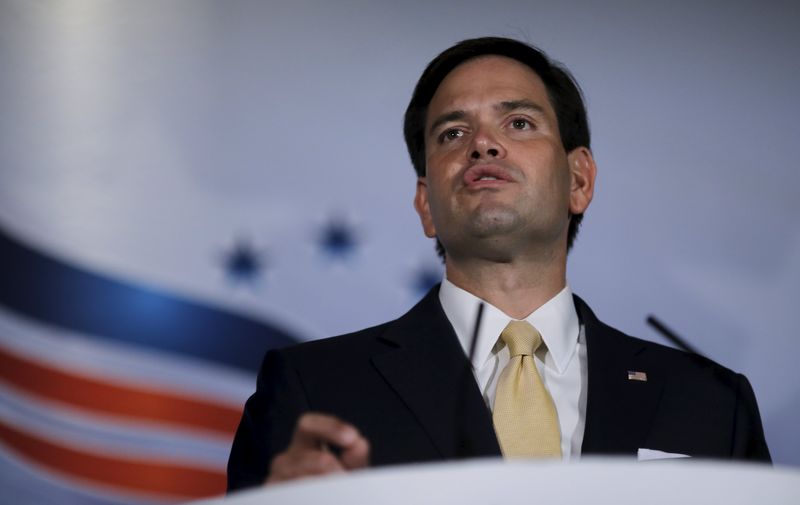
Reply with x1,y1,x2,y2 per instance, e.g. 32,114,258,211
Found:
439,278,588,460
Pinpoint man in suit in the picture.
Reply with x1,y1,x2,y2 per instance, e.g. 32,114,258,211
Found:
227,37,770,490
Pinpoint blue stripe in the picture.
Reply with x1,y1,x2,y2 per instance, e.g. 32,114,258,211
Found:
0,227,297,372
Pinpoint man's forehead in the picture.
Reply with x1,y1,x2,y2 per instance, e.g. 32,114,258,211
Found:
425,56,553,120
444,54,542,77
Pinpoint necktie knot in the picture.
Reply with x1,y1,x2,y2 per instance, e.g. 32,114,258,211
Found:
501,320,542,357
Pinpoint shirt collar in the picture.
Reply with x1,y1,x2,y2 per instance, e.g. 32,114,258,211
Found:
439,277,579,374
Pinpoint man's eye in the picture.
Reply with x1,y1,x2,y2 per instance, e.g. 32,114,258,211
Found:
442,129,464,142
511,119,530,130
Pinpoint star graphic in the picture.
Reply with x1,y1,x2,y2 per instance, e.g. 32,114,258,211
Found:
411,263,443,296
319,219,358,259
222,239,265,285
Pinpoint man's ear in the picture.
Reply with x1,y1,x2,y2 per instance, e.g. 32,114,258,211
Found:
567,146,596,215
414,177,437,238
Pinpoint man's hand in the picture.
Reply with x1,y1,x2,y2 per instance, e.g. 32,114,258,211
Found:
266,413,370,484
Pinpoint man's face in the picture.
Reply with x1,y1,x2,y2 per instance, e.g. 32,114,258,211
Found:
414,56,594,262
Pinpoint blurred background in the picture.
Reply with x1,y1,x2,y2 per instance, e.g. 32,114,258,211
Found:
1,0,798,503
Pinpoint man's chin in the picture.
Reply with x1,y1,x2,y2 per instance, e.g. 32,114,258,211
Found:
467,208,522,237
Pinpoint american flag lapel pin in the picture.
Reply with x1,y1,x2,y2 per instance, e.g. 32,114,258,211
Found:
628,370,648,382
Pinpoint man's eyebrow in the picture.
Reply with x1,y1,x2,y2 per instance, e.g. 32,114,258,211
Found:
428,110,466,137
428,101,547,136
497,99,546,114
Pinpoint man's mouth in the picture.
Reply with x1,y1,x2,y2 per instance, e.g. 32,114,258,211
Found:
463,164,514,188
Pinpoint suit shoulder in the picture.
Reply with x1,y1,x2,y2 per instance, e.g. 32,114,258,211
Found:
598,317,742,387
574,294,737,378
270,286,443,364
281,319,396,357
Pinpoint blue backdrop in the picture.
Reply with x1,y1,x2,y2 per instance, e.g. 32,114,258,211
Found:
1,1,798,504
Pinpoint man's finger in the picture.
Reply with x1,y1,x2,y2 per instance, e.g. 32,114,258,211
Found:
265,413,370,485
267,448,344,483
340,435,370,469
292,413,361,450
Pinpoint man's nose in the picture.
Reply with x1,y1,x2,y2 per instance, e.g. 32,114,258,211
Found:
469,127,506,160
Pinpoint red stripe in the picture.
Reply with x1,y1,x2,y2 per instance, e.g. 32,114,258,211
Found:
0,345,243,436
0,418,227,499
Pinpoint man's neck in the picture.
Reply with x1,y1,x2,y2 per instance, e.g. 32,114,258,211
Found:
444,255,567,320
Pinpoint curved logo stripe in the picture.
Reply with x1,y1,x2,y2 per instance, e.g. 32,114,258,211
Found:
0,419,226,500
0,345,242,436
0,226,297,372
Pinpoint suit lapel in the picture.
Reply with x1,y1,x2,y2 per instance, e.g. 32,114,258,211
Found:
576,296,665,455
370,287,501,460
369,290,662,459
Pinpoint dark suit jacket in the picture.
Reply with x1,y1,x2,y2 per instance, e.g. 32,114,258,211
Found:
227,286,770,490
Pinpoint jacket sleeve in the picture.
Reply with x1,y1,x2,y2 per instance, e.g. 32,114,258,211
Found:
226,350,310,492
732,373,771,462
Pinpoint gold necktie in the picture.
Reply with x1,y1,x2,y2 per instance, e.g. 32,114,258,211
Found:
492,320,562,458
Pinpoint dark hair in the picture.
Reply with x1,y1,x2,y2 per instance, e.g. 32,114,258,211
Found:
403,37,591,256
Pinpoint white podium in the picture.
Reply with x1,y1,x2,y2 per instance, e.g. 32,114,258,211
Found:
192,458,799,504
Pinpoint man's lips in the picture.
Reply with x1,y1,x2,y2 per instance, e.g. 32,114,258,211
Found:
462,164,515,189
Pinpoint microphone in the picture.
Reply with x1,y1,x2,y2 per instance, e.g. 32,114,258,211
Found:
467,302,485,364
454,301,485,458
646,314,705,358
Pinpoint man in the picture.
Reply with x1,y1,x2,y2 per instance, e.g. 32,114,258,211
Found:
227,37,770,490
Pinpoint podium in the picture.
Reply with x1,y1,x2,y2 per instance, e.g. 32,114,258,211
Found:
191,458,799,504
